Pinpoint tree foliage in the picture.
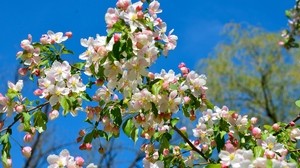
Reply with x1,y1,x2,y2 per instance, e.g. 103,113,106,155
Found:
198,23,300,124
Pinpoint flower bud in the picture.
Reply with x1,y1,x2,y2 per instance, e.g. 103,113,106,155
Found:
75,156,84,166
98,147,105,154
23,133,33,142
48,110,59,120
183,96,191,104
22,146,32,158
264,150,275,159
113,33,121,43
4,158,12,168
0,121,4,130
289,121,295,127
18,68,27,76
250,117,258,125
85,143,92,150
163,148,169,156
272,123,280,131
15,105,24,113
178,62,186,68
148,72,155,80
79,129,86,137
33,89,43,96
65,31,72,38
252,127,261,139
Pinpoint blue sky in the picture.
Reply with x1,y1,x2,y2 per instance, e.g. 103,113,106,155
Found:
0,0,294,167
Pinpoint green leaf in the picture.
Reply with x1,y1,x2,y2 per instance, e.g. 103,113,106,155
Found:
0,133,10,144
253,146,264,157
170,118,179,127
122,118,134,137
61,46,74,55
84,132,94,143
151,80,162,95
206,164,221,168
295,100,300,108
72,62,85,71
81,92,92,101
22,112,32,131
33,111,48,133
111,107,122,127
60,96,70,115
131,127,139,142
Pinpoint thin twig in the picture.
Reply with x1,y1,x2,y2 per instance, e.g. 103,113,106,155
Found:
273,112,300,136
171,125,211,163
0,101,49,133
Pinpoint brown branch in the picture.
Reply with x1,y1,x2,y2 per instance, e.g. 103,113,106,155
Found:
171,125,210,163
0,101,49,133
273,112,300,136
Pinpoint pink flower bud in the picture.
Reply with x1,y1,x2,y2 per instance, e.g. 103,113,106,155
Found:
183,96,191,104
162,81,169,90
180,67,189,74
65,31,72,38
148,72,155,80
250,117,258,124
252,127,261,139
15,105,24,113
18,68,27,76
48,110,59,120
75,156,84,166
113,33,121,43
22,146,32,158
85,143,92,150
137,11,144,19
202,144,209,152
163,148,169,156
23,134,33,142
136,5,143,11
264,150,275,159
178,62,186,68
272,123,280,131
231,113,238,120
4,158,12,168
194,139,200,146
33,89,43,96
40,35,49,44
289,121,295,127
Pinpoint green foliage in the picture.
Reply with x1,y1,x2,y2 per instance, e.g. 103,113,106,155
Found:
198,23,300,124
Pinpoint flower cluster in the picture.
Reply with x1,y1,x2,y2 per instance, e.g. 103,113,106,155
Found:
38,60,86,115
0,80,24,116
47,149,97,168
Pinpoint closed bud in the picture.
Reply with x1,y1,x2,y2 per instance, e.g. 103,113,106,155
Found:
79,129,86,137
33,89,43,96
0,121,4,130
98,147,105,154
272,123,280,131
18,68,27,76
65,31,72,38
75,156,84,166
21,146,32,158
15,105,24,113
23,133,33,142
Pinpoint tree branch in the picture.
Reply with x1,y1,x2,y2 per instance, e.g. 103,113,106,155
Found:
273,112,300,136
0,101,49,133
171,125,211,163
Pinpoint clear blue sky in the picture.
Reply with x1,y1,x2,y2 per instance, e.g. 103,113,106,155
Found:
0,0,294,167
